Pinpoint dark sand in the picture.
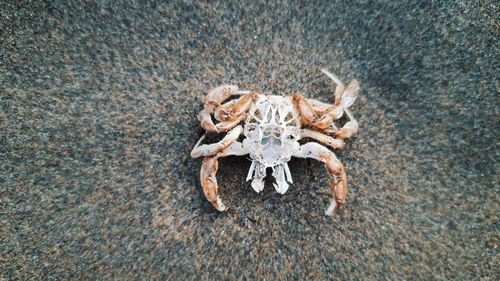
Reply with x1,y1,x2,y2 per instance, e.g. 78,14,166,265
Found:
1,1,498,280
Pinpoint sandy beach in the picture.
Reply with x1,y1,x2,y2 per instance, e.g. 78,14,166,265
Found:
1,1,497,279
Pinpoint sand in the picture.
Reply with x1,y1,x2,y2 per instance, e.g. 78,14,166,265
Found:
1,1,498,279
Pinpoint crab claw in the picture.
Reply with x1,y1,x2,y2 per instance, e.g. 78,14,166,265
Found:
312,107,343,130
251,179,265,193
247,161,266,193
204,85,240,113
272,164,291,194
200,156,226,211
292,142,348,216
325,160,347,216
311,74,360,130
198,109,218,133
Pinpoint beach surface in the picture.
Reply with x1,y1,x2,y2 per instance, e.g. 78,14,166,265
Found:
1,1,498,279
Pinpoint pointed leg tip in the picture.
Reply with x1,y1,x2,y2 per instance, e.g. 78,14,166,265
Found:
214,197,227,211
251,187,262,193
277,189,288,195
251,181,264,193
336,202,343,212
325,199,338,216
251,184,262,193
277,185,289,194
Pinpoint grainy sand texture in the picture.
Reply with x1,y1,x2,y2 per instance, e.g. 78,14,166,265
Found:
1,1,498,280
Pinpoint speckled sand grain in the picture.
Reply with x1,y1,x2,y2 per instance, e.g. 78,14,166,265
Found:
1,1,498,280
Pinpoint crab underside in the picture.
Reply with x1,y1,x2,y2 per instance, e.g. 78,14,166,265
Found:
191,69,360,216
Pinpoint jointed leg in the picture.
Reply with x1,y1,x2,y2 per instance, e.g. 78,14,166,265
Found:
191,125,243,158
215,92,258,122
292,75,359,130
198,85,251,133
293,142,347,216
200,155,225,211
292,93,317,125
292,93,342,130
320,68,345,105
308,98,332,114
204,85,249,113
300,128,345,150
219,140,247,157
246,160,267,193
300,100,357,139
198,110,219,132
312,78,359,129
199,140,248,212
334,109,358,139
321,124,340,136
191,125,248,211
292,97,340,136
215,113,248,133
213,99,237,121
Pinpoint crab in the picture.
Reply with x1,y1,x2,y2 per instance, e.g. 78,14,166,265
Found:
191,69,360,216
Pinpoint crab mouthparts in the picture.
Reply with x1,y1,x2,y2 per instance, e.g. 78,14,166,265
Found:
261,136,283,166
246,160,294,195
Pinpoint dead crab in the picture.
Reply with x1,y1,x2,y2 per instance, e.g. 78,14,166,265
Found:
191,69,359,216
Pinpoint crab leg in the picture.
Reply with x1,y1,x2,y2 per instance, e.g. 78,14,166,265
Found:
204,85,243,113
197,85,250,133
291,99,341,137
215,113,247,133
320,68,346,105
320,124,340,136
213,99,238,121
292,70,358,131
313,70,359,129
292,87,356,131
199,141,249,212
200,155,226,211
334,109,359,139
292,92,317,125
308,99,331,114
191,125,243,158
198,110,219,133
273,164,292,194
312,80,359,129
220,141,247,156
249,161,266,193
293,142,347,216
215,92,258,121
300,128,345,150
293,98,339,136
199,97,252,134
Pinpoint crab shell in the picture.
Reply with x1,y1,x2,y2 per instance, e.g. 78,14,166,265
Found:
242,95,301,194
191,69,359,215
